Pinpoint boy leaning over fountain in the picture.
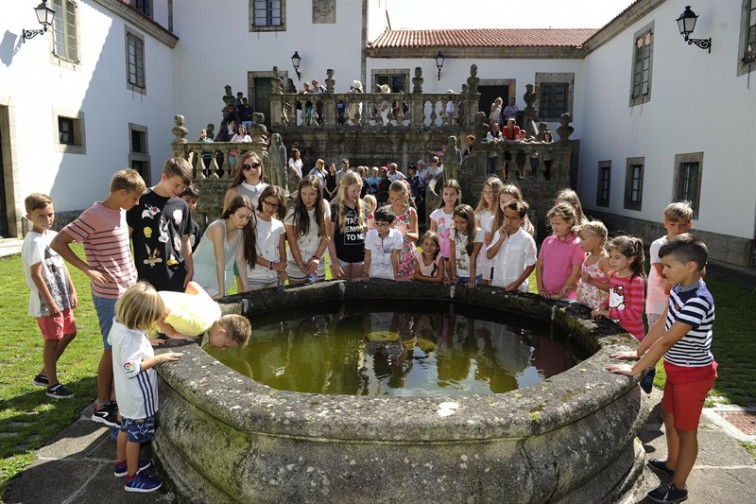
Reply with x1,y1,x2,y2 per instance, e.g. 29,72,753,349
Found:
606,234,716,503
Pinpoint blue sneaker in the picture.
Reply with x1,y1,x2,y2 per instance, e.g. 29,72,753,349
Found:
646,481,688,503
641,368,657,394
124,472,162,493
114,458,151,477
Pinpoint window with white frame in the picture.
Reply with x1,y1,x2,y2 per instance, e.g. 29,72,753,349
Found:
596,161,611,207
126,30,146,93
738,0,756,75
251,0,285,30
624,157,644,211
673,152,703,219
629,21,654,106
52,0,79,63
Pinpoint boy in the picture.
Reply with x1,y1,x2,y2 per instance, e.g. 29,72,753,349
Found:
22,194,78,399
154,281,251,348
127,157,194,292
486,200,537,292
606,234,716,503
109,282,182,493
362,206,403,281
180,185,201,252
643,202,693,392
51,169,146,425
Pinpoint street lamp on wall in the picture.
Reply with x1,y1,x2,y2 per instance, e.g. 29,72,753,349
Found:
22,0,55,42
434,51,445,81
676,5,712,53
290,51,302,81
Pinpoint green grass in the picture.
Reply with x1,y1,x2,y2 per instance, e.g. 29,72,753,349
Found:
1,246,755,494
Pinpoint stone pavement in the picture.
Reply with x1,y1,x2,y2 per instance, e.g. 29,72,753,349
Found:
4,390,755,503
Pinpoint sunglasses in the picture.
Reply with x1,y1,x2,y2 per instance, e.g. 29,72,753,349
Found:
243,162,261,171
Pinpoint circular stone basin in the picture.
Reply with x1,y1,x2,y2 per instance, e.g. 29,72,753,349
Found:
154,281,649,504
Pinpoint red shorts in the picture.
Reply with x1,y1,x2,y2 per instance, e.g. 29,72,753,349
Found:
37,309,77,341
661,362,717,431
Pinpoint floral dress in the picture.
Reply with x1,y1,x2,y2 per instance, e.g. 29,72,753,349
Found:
392,205,417,280
577,257,608,309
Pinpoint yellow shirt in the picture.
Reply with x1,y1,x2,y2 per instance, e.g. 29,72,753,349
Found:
157,290,221,337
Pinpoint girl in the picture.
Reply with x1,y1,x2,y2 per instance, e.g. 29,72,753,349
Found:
223,151,269,212
288,148,303,179
592,236,646,341
474,177,504,285
429,179,461,268
246,186,287,291
324,163,338,201
388,181,419,281
328,171,366,280
364,194,377,231
307,158,327,188
489,97,503,126
449,204,484,287
494,184,535,236
536,202,584,300
413,231,444,283
576,221,613,309
284,176,331,286
555,188,588,226
192,195,256,299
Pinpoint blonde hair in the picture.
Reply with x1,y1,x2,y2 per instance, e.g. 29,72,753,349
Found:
363,194,377,210
25,193,52,214
115,282,164,331
335,171,365,233
664,201,694,223
475,177,504,213
161,157,193,186
555,188,587,225
110,168,147,194
547,202,577,233
217,315,251,346
576,220,608,244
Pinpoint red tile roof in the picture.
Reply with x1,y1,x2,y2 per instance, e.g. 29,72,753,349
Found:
369,29,598,49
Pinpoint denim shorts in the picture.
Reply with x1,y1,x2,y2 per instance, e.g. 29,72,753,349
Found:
92,295,118,350
458,274,483,285
120,415,158,443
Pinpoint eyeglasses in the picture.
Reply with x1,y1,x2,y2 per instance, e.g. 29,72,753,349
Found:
243,162,261,171
262,200,280,209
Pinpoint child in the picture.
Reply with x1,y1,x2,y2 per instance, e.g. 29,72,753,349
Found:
362,206,403,281
429,179,461,268
191,195,256,298
52,168,146,426
449,204,484,287
536,202,583,300
22,193,77,399
576,221,612,309
127,157,194,292
413,231,444,283
246,186,287,290
284,176,331,286
475,177,504,285
388,181,419,281
555,188,588,226
364,194,377,231
109,282,182,493
606,234,715,504
154,282,251,348
592,236,646,341
486,199,537,292
497,184,535,235
180,185,202,252
328,171,366,280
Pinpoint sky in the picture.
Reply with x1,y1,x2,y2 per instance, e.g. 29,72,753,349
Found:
385,0,638,30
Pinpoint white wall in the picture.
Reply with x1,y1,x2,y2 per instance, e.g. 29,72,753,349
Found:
171,0,366,135
0,1,175,214
580,0,756,239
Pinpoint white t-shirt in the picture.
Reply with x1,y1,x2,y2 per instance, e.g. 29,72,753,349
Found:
429,208,454,258
646,236,669,315
451,227,484,278
490,227,537,291
476,209,495,276
21,230,74,317
284,201,331,261
365,228,403,279
108,319,158,420
247,217,285,282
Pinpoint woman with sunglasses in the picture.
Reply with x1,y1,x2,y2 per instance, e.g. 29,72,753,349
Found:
223,152,269,213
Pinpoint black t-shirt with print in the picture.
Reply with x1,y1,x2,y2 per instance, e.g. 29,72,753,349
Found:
127,189,190,292
331,204,365,263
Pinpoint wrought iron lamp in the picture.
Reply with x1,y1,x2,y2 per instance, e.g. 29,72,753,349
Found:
22,0,55,42
290,51,302,81
676,5,711,53
434,51,445,80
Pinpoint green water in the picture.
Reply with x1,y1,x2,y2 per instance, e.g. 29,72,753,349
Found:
207,301,586,397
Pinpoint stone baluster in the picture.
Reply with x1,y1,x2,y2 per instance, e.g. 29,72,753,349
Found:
410,93,423,127
429,100,438,126
193,147,206,180
207,148,221,179
270,66,283,127
171,114,188,158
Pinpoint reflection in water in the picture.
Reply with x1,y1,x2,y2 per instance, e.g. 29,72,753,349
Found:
207,303,584,397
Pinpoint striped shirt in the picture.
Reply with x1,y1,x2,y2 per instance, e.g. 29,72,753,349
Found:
663,279,715,367
62,202,137,299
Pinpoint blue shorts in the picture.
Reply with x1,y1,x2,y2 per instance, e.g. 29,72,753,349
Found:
458,274,483,285
92,295,118,350
120,415,158,443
